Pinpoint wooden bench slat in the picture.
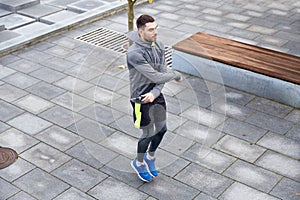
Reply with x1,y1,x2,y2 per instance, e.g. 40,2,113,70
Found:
198,42,300,76
198,44,300,84
192,33,299,62
190,33,300,71
173,32,300,85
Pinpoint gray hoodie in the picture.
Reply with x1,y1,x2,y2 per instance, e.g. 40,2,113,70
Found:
127,31,181,103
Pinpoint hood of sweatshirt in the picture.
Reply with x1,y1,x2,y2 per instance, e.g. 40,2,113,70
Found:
127,31,156,48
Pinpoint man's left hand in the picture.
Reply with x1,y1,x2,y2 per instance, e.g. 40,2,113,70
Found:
141,93,155,103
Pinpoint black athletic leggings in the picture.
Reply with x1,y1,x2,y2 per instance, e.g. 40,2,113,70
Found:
137,121,167,162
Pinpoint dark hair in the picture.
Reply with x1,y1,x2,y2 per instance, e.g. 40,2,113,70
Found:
136,14,155,29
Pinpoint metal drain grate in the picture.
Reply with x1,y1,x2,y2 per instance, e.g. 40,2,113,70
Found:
75,27,173,68
75,27,128,54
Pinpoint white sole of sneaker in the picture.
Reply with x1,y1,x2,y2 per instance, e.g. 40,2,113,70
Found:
130,161,152,182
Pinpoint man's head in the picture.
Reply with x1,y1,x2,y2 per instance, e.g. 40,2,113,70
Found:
136,14,158,43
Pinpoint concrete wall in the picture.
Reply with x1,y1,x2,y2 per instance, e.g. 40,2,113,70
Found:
172,50,300,108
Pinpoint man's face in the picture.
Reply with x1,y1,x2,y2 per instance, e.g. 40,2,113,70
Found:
139,22,158,43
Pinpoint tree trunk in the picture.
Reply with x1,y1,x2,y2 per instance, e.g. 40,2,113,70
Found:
128,0,136,32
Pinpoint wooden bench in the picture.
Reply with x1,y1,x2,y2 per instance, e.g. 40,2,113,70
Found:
172,32,300,107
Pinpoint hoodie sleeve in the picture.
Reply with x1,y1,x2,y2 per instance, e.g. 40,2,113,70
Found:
149,45,166,98
127,50,181,84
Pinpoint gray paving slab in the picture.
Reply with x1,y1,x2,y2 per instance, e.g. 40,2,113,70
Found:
100,131,137,159
0,30,20,42
35,125,82,151
176,88,214,108
100,155,144,188
0,178,20,200
0,128,39,153
89,177,149,200
257,132,300,159
246,97,293,118
40,10,79,25
67,0,106,13
218,118,267,143
0,121,10,132
223,160,281,193
20,142,72,172
159,156,190,178
0,65,16,80
13,22,50,35
6,59,43,74
8,112,52,135
0,13,35,29
64,66,102,81
0,65,16,79
286,124,300,142
26,81,66,100
163,95,192,115
51,92,93,112
17,4,62,19
52,159,107,192
39,105,83,127
79,103,124,125
166,112,187,132
8,191,36,200
0,100,24,122
66,140,118,169
212,86,256,106
0,0,39,12
183,143,236,173
53,187,95,200
174,120,223,146
80,86,121,106
214,135,266,163
180,105,226,128
13,168,69,200
0,8,11,17
256,150,300,182
44,0,80,8
160,131,194,156
109,115,140,138
29,67,66,83
209,100,255,121
175,163,232,198
68,117,115,142
219,182,280,200
246,111,294,135
270,178,300,200
0,157,35,182
15,48,54,63
195,193,217,200
141,173,200,200
91,73,129,92
3,72,40,89
54,76,93,93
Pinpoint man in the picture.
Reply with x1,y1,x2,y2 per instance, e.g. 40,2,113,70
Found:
127,14,182,182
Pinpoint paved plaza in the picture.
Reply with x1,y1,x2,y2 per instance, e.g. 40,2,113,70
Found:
0,0,300,199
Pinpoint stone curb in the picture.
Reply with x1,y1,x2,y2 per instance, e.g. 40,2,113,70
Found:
0,0,148,57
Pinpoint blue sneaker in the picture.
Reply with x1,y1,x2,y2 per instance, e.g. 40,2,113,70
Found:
131,159,152,182
144,153,158,177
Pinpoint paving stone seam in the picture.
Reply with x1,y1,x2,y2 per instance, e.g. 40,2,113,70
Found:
254,150,300,183
220,159,284,194
156,162,202,196
49,161,111,199
268,176,285,197
221,179,283,199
